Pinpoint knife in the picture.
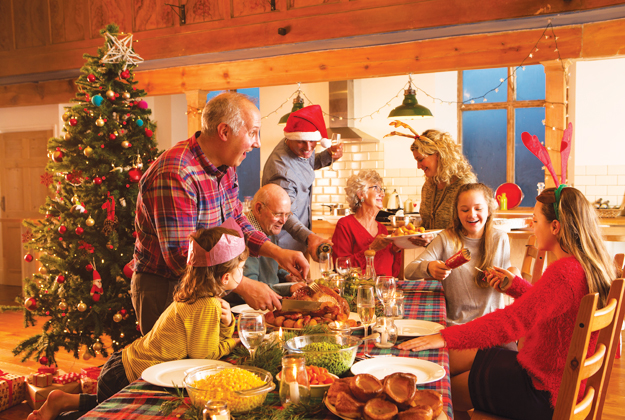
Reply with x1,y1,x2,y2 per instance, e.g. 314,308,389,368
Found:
281,299,322,312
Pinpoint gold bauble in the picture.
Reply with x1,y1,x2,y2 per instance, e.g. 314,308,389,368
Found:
84,146,94,157
113,313,123,323
58,301,68,311
62,112,70,122
86,217,95,227
77,302,87,312
71,195,79,205
93,342,103,351
95,117,105,127
106,89,115,98
64,132,71,141
120,332,125,338
121,141,130,149
39,266,48,275
83,351,92,360
122,92,131,100
89,111,94,118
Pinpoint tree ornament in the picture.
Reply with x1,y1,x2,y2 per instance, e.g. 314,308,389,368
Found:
75,226,84,235
138,100,148,109
24,253,34,262
101,191,119,234
82,351,92,360
91,95,104,106
39,266,48,275
122,92,131,100
136,118,144,127
120,332,125,338
123,261,134,278
52,150,64,163
94,177,102,185
87,74,96,82
86,217,95,227
56,275,65,284
86,264,93,271
109,133,117,140
121,140,131,149
58,225,67,235
91,269,103,302
62,112,70,122
128,168,142,183
120,69,130,79
58,301,68,311
69,118,78,126
145,128,153,137
39,355,49,365
95,117,105,127
93,342,103,351
64,132,71,141
113,313,123,323
71,195,80,205
106,89,115,98
24,297,37,311
77,302,87,312
84,146,94,157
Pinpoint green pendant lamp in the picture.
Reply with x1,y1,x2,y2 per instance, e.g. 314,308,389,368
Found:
388,74,433,119
279,85,305,125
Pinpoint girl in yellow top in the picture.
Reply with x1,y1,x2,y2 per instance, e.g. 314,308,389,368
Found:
28,221,249,420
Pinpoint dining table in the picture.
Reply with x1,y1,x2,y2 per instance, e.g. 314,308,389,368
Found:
79,280,453,420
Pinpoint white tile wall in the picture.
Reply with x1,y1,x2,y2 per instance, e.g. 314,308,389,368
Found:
574,165,625,206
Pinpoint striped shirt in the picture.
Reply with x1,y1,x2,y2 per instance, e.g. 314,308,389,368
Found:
121,296,235,382
133,132,268,279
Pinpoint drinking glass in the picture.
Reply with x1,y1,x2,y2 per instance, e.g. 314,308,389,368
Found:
330,133,342,168
238,311,266,361
319,251,333,278
336,257,352,278
357,284,376,357
375,276,396,316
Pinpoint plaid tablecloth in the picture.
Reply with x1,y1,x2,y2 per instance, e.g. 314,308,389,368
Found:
81,280,452,420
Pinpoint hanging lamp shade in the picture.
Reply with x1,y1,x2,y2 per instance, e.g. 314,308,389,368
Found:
388,88,433,119
278,95,305,125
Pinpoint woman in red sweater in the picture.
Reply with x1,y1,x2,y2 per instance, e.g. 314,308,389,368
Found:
398,186,615,420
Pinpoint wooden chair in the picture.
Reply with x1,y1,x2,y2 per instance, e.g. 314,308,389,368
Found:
472,278,625,420
614,253,624,276
521,234,546,284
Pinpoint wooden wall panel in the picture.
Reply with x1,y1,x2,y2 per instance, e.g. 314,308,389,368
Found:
185,0,223,23
14,0,48,49
581,18,625,57
133,0,175,32
89,0,133,39
50,0,89,44
291,0,340,9
231,0,274,18
0,0,13,52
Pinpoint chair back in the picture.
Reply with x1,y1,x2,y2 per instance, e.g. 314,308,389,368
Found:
553,278,625,420
614,253,624,276
521,234,546,283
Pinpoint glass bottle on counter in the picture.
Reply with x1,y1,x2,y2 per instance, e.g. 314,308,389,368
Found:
363,249,376,284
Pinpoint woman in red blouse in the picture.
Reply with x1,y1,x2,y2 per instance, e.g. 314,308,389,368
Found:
331,170,402,277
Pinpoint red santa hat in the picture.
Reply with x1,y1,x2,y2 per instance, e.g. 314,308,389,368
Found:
284,104,328,141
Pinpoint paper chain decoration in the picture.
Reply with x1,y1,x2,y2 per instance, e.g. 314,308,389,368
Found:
521,122,573,187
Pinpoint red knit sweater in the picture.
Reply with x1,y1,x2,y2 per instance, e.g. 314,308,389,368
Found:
441,256,595,408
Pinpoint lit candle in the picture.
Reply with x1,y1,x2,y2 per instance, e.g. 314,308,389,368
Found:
278,327,283,342
289,381,300,404
381,329,388,345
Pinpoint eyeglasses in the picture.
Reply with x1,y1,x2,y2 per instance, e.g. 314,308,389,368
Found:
368,185,386,193
261,203,293,221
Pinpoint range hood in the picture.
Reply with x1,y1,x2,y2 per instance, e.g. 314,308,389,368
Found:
327,80,379,143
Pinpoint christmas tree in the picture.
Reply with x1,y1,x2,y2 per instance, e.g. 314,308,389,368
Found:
13,24,161,365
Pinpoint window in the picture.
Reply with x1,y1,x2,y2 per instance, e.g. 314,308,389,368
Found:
460,65,546,207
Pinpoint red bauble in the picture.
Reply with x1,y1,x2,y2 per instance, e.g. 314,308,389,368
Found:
123,261,134,278
24,254,34,262
58,225,67,235
120,69,130,79
109,133,117,140
87,74,96,82
86,264,94,271
52,151,64,163
94,177,102,185
69,118,78,126
24,297,37,311
75,227,84,235
132,231,138,238
120,309,127,315
39,355,48,365
128,168,142,183
145,129,153,137
56,275,65,284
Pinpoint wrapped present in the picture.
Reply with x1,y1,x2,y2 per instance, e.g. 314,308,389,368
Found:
53,372,80,385
81,376,97,394
0,370,26,412
26,370,80,410
80,367,101,380
33,373,53,388
38,365,58,375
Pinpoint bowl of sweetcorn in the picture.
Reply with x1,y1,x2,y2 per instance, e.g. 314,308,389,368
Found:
183,365,275,413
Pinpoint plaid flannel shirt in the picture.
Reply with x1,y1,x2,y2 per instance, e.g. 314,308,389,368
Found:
133,132,268,279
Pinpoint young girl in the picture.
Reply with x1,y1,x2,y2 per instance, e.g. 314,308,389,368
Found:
404,182,517,326
28,223,249,420
398,186,615,420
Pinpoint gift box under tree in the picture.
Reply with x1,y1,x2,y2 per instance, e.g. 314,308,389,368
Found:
25,370,80,410
0,370,26,412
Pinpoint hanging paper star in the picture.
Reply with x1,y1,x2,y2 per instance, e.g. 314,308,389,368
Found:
100,32,144,70
40,172,54,187
22,229,34,243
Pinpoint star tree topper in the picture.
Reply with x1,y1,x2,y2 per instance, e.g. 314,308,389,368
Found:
100,32,144,70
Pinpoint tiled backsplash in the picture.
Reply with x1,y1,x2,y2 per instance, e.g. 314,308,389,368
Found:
574,165,625,207
311,142,426,213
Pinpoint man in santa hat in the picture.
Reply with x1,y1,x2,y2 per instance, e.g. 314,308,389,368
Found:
262,104,344,260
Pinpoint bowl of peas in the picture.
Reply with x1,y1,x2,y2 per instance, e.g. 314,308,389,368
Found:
284,334,362,376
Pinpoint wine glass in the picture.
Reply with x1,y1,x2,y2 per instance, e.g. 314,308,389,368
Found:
336,257,352,278
319,251,333,278
357,285,376,357
375,276,396,316
238,311,266,361
330,133,342,169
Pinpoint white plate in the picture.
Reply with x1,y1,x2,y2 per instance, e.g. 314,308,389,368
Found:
142,359,232,388
395,319,444,337
325,396,448,420
230,304,269,314
388,230,443,249
351,357,446,384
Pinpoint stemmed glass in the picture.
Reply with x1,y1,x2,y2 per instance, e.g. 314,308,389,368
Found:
336,257,352,278
238,311,266,361
331,133,342,169
357,285,377,357
375,276,397,316
319,252,333,278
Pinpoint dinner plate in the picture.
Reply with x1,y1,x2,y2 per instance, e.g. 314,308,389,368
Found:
387,230,443,249
230,304,269,314
351,357,446,384
325,396,448,420
142,359,232,388
268,312,362,331
394,320,444,337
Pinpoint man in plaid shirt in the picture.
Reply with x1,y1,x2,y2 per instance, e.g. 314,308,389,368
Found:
131,92,310,334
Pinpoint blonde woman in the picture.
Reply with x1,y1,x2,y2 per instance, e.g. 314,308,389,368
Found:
331,170,402,277
411,129,477,246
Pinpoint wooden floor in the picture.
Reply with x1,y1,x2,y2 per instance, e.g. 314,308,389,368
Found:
0,285,624,420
